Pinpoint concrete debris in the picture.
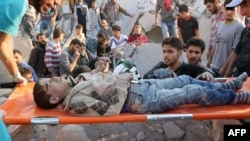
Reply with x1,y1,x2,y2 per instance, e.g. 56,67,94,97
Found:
163,121,185,141
136,131,146,141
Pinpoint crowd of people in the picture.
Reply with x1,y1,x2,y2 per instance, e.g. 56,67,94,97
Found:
1,0,250,140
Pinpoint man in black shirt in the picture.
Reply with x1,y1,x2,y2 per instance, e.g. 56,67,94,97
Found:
143,37,214,80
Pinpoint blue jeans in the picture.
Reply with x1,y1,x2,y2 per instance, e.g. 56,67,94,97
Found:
126,75,235,113
35,18,54,39
160,19,177,39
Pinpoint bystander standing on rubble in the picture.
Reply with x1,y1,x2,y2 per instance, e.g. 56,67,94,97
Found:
153,0,182,39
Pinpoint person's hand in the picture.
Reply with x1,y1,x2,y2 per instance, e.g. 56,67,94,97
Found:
153,68,176,79
12,72,27,86
196,72,214,82
74,51,80,59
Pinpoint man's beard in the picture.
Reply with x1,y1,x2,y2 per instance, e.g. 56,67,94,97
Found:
39,42,46,48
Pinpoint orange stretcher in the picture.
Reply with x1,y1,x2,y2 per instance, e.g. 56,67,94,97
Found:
1,78,250,125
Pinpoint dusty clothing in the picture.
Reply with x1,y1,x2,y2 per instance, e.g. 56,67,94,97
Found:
63,72,131,116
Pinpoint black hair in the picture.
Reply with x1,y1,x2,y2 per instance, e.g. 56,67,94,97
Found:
185,37,205,53
33,80,62,109
69,38,82,46
162,37,183,51
112,25,121,31
36,32,46,40
179,4,189,12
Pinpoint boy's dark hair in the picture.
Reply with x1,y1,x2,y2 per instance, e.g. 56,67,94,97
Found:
19,67,32,76
76,24,83,29
179,4,189,12
162,37,183,51
69,38,82,46
53,27,64,39
36,32,46,40
112,25,121,31
91,0,97,3
33,80,62,109
13,49,22,56
185,37,206,53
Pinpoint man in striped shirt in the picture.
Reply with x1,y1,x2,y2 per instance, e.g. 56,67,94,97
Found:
44,28,65,76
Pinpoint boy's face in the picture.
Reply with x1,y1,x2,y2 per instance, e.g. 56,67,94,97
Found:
162,45,182,66
179,11,189,19
39,77,69,99
134,25,142,35
24,73,34,82
101,20,107,28
186,46,202,65
92,2,97,8
112,30,120,38
76,28,83,35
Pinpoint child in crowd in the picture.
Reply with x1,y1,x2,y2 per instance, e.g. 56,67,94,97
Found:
19,67,34,82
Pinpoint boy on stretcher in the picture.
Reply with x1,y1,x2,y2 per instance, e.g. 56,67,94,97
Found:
33,56,250,116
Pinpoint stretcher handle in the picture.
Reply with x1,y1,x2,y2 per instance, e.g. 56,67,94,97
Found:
0,82,18,88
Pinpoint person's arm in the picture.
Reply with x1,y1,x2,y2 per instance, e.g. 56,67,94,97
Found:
221,52,238,77
44,46,57,75
192,17,199,37
0,34,27,85
206,45,216,68
61,51,80,73
118,5,132,17
143,62,167,79
73,4,77,21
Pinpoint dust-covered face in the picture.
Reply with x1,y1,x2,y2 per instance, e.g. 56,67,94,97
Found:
39,77,70,99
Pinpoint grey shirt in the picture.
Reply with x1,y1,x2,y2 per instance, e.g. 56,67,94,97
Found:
212,20,244,70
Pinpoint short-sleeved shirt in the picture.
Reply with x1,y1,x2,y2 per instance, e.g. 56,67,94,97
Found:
211,20,244,70
0,0,28,36
177,16,199,43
